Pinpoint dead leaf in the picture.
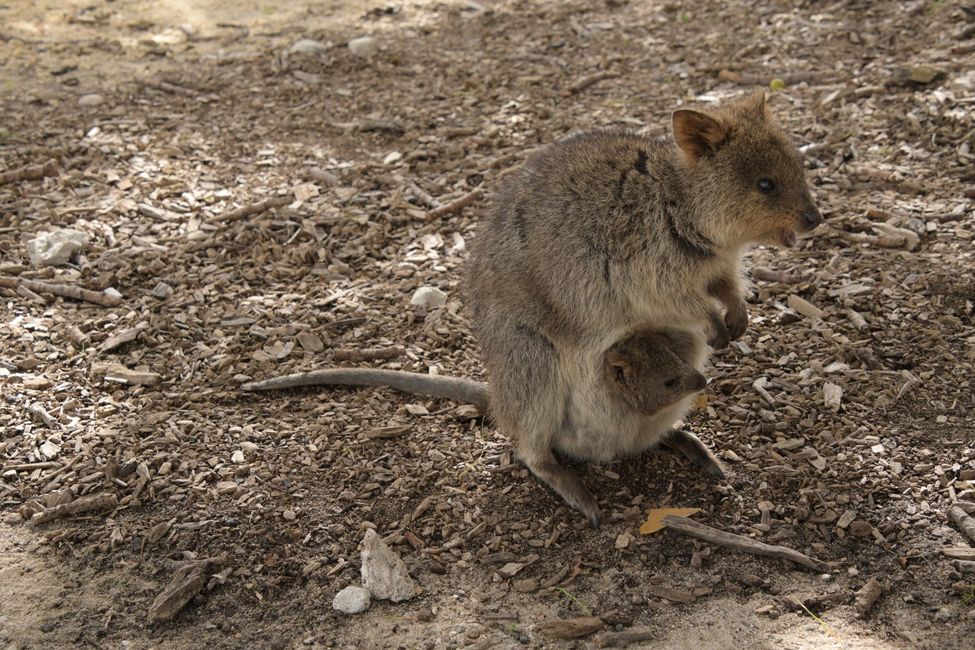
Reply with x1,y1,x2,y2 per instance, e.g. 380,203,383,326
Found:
639,508,701,535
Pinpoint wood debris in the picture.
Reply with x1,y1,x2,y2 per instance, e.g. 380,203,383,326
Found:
539,616,604,640
30,492,118,526
0,276,121,307
948,505,975,545
854,577,883,617
661,515,829,572
0,159,59,186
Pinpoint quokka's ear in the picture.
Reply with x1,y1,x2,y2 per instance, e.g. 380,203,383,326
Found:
672,109,728,162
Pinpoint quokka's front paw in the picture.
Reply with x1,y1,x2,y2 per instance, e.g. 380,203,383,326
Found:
707,311,731,349
725,302,748,340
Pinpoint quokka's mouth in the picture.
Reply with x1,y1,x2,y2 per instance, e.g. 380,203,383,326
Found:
779,227,797,247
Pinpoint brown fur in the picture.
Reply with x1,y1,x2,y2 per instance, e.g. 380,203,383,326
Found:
466,90,820,523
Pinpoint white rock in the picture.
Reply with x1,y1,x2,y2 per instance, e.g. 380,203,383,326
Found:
410,286,447,310
361,528,415,602
332,585,371,614
383,151,403,165
78,93,104,106
27,229,88,267
348,36,377,57
152,28,188,45
447,233,466,254
39,440,61,460
823,382,843,412
231,450,246,464
151,282,173,299
289,39,328,55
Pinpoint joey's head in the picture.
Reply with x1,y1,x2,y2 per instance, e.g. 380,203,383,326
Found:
604,328,706,415
672,90,822,249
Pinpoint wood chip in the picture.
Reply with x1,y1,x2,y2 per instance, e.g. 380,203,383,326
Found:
854,577,883,617
593,627,655,648
539,617,604,640
787,294,825,320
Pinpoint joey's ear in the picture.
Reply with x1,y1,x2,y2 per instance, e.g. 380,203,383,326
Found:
743,89,768,120
672,109,728,162
604,349,634,382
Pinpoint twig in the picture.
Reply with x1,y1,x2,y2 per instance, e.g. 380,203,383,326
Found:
562,71,618,96
29,403,59,428
752,267,808,284
135,79,198,97
425,188,483,219
0,276,122,307
854,577,883,617
208,195,292,223
3,461,59,472
408,182,438,209
332,346,405,362
943,546,975,561
0,159,59,186
661,515,829,572
29,492,118,526
717,69,842,86
323,316,368,331
949,505,975,545
593,627,655,648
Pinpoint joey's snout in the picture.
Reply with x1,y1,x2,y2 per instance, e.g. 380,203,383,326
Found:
800,205,823,231
689,372,706,393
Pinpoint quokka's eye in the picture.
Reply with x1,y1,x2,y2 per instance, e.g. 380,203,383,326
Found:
663,377,678,389
758,178,776,194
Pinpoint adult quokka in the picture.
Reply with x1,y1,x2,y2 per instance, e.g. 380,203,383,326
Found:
466,90,822,523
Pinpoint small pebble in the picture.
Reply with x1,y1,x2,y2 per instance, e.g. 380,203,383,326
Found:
289,39,328,55
151,282,174,299
332,586,371,614
78,93,104,106
411,286,447,309
348,36,377,57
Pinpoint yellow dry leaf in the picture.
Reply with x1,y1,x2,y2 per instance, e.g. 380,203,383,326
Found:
639,508,701,535
693,393,709,410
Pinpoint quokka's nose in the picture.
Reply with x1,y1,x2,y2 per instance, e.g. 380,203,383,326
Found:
690,372,706,392
801,207,823,229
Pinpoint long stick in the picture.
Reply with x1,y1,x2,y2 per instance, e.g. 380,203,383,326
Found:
426,188,482,219
30,492,118,526
0,159,59,186
949,506,975,545
662,515,829,572
209,195,292,223
0,276,121,307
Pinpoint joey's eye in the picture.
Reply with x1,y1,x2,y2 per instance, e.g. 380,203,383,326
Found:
663,377,678,389
757,178,776,194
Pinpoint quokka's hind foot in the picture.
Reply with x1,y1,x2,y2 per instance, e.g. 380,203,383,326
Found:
520,448,601,527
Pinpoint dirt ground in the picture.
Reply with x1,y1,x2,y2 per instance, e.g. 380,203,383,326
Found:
2,0,975,648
